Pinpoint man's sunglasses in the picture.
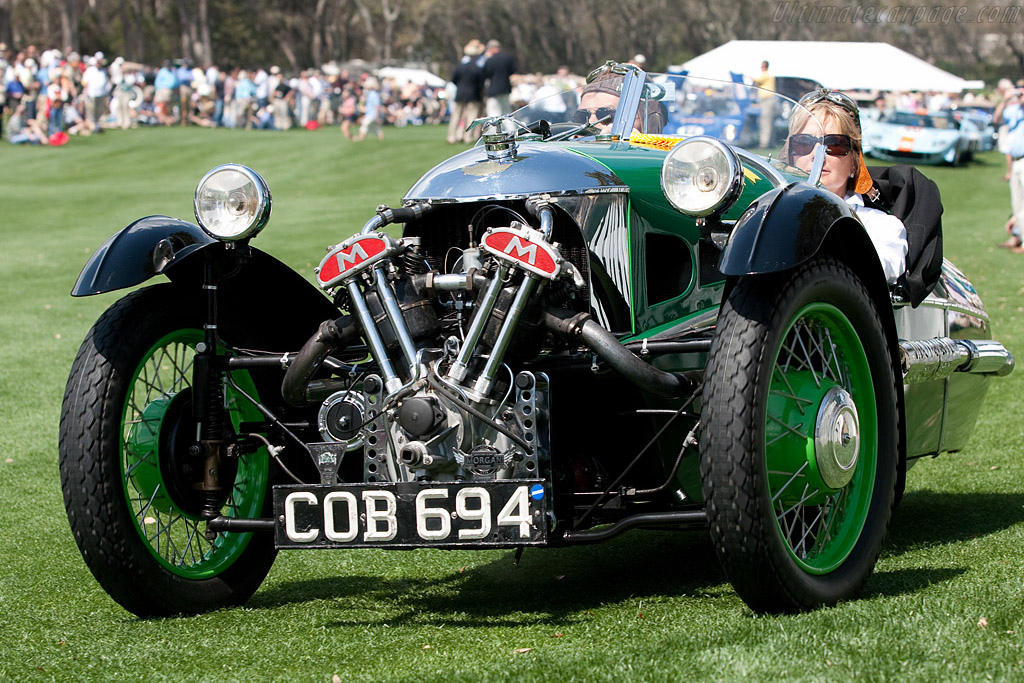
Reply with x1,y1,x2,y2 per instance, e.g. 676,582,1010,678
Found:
798,89,861,130
573,107,616,124
788,133,854,158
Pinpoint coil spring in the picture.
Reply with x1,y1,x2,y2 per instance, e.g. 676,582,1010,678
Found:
403,245,432,275
202,367,226,441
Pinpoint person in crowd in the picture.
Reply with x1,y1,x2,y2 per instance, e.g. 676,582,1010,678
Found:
153,60,178,124
338,82,359,139
233,69,256,129
482,39,516,117
81,53,109,133
787,89,908,284
6,100,49,144
995,79,1019,183
447,40,484,144
296,70,314,126
114,64,139,130
221,67,237,127
356,77,384,141
19,56,40,121
254,67,270,110
135,88,159,126
176,59,193,125
751,60,776,148
272,79,295,130
993,81,1024,251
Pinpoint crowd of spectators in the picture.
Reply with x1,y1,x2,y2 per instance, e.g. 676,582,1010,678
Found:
1,42,451,145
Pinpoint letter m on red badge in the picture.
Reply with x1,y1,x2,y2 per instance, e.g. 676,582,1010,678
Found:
316,235,390,289
482,228,561,280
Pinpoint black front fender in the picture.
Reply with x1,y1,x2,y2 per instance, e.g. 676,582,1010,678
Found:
72,215,342,351
72,215,216,296
720,182,857,276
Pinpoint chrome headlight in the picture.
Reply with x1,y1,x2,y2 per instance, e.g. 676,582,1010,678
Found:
194,164,272,241
661,136,744,217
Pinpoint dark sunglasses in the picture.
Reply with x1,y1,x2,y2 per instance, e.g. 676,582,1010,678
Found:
799,88,862,130
788,133,854,158
573,107,616,124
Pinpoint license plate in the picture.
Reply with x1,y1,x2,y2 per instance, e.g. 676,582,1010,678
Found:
273,480,548,549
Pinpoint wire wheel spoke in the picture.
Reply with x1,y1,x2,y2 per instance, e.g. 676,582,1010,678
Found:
118,328,270,579
770,314,855,561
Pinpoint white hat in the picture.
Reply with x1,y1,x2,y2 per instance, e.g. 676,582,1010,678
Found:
632,54,647,65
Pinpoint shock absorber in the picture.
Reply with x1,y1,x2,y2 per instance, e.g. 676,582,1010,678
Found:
194,258,229,521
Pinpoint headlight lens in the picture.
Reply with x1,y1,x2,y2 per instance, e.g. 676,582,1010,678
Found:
194,164,271,241
661,136,744,217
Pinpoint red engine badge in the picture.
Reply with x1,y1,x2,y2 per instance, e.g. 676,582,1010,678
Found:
316,235,391,288
482,228,560,280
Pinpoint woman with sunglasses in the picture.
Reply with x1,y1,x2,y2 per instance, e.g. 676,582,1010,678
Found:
786,89,909,285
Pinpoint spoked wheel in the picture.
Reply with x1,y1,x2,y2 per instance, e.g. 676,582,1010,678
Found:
60,284,276,617
700,257,898,612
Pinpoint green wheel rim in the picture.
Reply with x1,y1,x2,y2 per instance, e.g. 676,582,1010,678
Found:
121,329,269,579
764,302,877,574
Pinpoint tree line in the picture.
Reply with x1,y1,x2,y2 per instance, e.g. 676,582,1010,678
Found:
1,0,1022,82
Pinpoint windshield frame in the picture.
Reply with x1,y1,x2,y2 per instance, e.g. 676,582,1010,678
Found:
504,63,828,188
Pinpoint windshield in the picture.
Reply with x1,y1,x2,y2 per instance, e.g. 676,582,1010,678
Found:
508,68,825,185
885,111,958,129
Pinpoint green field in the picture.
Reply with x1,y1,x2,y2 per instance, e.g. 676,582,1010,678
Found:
1,126,1022,681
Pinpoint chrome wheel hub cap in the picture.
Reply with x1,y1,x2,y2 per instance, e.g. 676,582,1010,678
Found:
814,386,860,490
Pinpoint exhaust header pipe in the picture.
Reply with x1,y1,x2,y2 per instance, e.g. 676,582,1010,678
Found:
542,308,693,398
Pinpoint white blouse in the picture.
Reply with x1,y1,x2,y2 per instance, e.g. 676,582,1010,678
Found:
845,193,909,285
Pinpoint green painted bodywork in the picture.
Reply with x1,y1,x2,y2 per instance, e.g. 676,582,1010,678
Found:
565,140,780,338
558,139,786,501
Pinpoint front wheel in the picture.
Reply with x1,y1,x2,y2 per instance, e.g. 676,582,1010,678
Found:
700,257,898,612
59,284,276,617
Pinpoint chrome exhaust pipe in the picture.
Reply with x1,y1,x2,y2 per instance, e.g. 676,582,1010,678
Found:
900,337,1014,384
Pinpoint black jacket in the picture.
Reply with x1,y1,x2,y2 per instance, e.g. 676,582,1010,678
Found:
867,164,944,307
483,51,516,97
451,59,484,103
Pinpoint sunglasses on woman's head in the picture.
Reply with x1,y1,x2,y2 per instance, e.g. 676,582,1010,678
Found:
788,133,854,158
573,107,616,124
799,89,862,130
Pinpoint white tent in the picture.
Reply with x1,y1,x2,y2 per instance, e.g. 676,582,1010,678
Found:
375,66,448,88
677,40,981,92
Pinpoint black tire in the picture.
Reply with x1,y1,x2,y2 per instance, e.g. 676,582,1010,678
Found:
59,284,276,617
700,257,898,613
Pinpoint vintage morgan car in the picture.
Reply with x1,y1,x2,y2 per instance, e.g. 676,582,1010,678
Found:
59,64,1013,617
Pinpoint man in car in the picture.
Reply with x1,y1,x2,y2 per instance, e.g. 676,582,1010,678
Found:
574,71,665,137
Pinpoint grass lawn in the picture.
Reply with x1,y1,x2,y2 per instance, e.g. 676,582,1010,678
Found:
1,125,1022,681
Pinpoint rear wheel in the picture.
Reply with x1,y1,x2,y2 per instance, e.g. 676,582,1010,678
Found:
700,257,898,612
59,284,276,617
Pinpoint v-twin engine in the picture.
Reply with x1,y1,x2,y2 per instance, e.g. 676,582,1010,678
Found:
296,202,575,487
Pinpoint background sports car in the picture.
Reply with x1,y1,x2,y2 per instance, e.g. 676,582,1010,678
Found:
956,108,997,152
864,109,977,165
661,80,745,142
